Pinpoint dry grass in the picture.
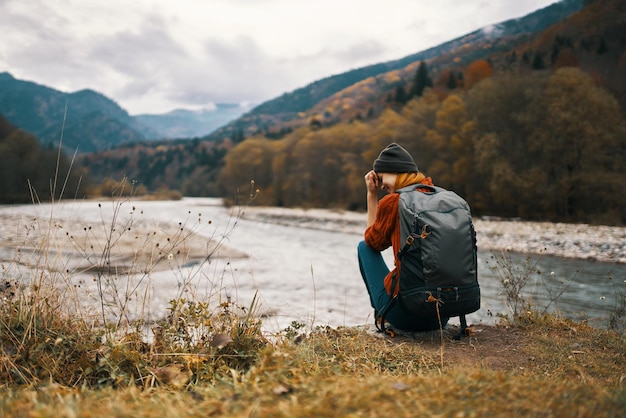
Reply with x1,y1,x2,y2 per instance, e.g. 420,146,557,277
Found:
0,315,624,417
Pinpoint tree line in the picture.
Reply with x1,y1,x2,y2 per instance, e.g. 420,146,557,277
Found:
218,67,626,225
0,115,87,203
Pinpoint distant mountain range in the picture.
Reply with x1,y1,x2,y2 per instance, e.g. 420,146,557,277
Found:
134,105,251,140
0,72,249,152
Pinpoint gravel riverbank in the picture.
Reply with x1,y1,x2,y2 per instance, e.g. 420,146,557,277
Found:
1,202,625,267
473,219,626,264
240,206,626,264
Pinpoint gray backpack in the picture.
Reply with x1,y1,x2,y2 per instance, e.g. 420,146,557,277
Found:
377,184,480,338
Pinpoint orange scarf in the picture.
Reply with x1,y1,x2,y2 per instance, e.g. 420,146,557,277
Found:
395,172,426,190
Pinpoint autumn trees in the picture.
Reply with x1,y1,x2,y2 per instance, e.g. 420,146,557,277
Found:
466,68,625,223
218,67,626,225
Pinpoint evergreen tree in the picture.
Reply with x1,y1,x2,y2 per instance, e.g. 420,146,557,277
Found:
410,61,433,98
394,85,408,104
447,71,457,90
532,52,546,70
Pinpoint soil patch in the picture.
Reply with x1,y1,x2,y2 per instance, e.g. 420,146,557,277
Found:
399,324,531,370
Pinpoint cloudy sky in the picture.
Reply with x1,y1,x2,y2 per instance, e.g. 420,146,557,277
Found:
1,0,560,115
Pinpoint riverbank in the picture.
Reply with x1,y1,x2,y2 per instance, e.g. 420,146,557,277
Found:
0,205,247,274
2,201,625,266
240,206,626,264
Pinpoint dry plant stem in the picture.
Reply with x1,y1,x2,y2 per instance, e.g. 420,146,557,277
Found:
310,264,317,330
607,273,626,331
164,180,259,317
55,113,81,202
51,102,67,204
435,300,444,368
92,179,255,336
176,195,249,293
489,250,541,318
95,196,126,328
539,270,575,314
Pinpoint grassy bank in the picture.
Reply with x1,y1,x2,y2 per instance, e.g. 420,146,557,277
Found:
1,303,624,417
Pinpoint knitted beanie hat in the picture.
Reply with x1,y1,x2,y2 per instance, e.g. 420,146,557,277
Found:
373,143,418,173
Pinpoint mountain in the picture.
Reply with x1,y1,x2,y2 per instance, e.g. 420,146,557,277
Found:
134,104,251,140
297,0,626,132
208,0,626,224
0,72,147,152
202,0,586,143
0,73,248,150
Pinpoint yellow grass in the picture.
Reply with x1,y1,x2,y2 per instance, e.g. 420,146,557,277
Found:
1,315,624,417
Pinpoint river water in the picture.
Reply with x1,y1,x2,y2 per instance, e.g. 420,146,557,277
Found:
1,198,625,333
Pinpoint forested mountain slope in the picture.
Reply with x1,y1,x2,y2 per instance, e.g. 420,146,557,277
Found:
0,72,149,152
203,0,585,143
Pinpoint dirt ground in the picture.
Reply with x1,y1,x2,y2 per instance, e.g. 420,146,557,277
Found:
366,321,563,372
397,324,532,369
370,317,624,379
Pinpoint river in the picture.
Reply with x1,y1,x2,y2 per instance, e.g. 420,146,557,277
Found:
1,197,624,333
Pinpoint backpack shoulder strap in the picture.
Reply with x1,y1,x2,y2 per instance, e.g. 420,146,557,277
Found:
397,184,432,194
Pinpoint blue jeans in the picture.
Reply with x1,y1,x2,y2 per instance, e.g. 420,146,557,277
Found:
357,240,447,332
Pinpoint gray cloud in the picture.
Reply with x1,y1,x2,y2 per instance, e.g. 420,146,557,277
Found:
328,40,389,68
92,20,187,99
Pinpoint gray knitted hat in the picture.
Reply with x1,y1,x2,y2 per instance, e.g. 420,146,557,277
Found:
373,143,418,173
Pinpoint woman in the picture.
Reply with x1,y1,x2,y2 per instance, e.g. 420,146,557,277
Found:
358,142,447,332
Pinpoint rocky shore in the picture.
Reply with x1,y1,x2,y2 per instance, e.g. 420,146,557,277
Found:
241,207,626,264
473,219,626,264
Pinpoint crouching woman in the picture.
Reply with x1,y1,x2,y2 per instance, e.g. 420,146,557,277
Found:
358,142,448,332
